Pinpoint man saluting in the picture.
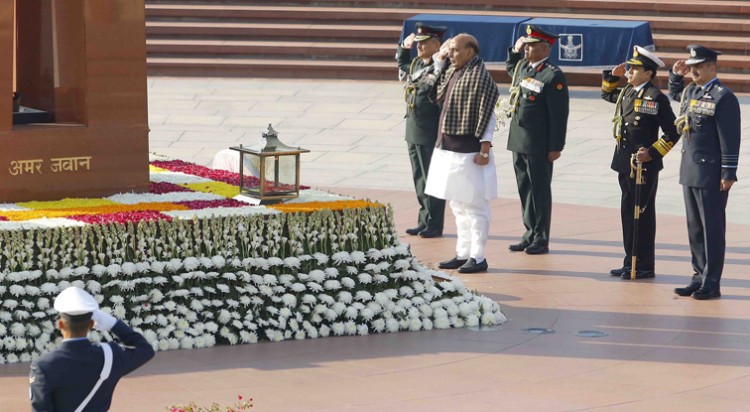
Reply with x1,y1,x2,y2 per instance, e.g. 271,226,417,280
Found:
506,25,569,255
30,287,154,411
396,23,448,239
668,45,741,300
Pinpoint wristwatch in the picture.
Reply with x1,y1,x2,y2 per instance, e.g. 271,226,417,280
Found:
479,152,489,158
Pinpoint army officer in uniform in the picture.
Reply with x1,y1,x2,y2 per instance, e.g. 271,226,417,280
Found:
30,286,155,411
668,45,741,300
601,46,679,280
396,23,447,238
506,25,569,255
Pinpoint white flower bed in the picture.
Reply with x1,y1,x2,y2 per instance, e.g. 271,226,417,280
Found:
0,203,507,364
0,248,506,364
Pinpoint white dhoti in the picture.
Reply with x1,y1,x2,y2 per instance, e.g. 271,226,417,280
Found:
425,148,497,261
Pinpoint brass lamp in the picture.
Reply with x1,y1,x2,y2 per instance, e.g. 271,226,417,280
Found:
230,124,309,203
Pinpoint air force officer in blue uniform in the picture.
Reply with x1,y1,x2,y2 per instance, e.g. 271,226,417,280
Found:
30,287,155,411
668,45,741,300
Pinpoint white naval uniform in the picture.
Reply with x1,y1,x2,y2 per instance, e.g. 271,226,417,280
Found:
425,113,497,262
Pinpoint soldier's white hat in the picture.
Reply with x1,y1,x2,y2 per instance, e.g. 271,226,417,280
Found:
54,286,98,316
626,46,665,70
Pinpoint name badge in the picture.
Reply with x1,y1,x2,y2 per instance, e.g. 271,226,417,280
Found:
634,99,658,115
689,99,716,116
520,77,544,94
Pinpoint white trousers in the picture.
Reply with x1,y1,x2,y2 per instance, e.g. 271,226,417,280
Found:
450,198,491,262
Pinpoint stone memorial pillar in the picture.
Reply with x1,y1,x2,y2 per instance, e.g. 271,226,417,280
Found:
0,0,149,202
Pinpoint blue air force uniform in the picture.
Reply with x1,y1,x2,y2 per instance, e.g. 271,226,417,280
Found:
668,45,742,299
601,46,679,278
30,287,155,411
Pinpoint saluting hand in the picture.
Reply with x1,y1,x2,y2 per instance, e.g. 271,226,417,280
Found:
672,60,690,76
402,33,416,49
611,62,627,77
513,37,526,53
434,38,451,62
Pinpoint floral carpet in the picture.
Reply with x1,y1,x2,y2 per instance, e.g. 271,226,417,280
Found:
0,156,506,364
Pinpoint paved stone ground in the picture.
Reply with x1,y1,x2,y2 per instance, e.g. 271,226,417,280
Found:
1,78,748,411
147,77,750,224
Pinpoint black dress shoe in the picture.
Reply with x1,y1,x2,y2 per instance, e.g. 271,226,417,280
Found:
610,267,630,277
438,257,468,270
524,243,549,255
675,282,702,297
418,228,442,238
692,289,721,300
621,270,655,280
457,258,488,273
508,241,530,252
405,226,426,236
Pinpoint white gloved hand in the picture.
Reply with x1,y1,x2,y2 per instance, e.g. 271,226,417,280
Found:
92,309,118,331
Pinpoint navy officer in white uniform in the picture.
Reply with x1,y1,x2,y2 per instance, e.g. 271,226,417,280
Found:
30,286,155,411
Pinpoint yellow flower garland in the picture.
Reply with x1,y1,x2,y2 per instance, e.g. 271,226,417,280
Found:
0,202,190,221
18,198,118,210
268,200,382,213
181,181,239,199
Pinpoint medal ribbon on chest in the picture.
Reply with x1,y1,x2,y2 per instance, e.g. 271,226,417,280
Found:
634,99,658,115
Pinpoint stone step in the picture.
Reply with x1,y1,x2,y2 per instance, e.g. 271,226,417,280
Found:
146,39,750,71
147,39,395,59
146,0,750,18
147,57,750,92
146,21,401,41
145,4,750,35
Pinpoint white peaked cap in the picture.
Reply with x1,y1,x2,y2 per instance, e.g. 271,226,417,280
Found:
54,286,99,315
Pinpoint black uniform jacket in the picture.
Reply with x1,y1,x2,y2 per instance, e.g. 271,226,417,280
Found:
668,72,741,189
30,321,155,412
506,50,569,155
602,71,680,174
396,46,442,146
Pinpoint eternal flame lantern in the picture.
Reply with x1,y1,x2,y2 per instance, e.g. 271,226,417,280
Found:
230,124,309,203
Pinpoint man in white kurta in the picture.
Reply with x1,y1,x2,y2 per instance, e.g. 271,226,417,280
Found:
425,34,499,274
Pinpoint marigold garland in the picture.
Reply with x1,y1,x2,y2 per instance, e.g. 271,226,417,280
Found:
181,181,240,199
0,202,190,221
268,200,382,213
17,198,118,210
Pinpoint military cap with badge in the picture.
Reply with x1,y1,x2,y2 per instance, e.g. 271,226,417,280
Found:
523,25,559,44
414,22,447,42
685,44,721,65
627,45,665,72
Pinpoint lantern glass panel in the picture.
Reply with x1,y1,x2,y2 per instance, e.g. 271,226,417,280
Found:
260,154,297,195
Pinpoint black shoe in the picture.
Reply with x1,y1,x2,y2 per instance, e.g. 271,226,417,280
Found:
438,257,468,270
457,258,488,274
524,243,549,255
675,283,702,297
692,289,721,300
418,228,442,238
508,241,530,252
610,267,630,277
405,226,426,236
621,270,655,280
